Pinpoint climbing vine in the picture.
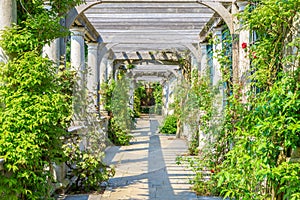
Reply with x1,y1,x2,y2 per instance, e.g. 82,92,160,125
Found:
133,82,146,117
178,0,300,199
0,0,113,198
152,83,163,114
101,70,134,145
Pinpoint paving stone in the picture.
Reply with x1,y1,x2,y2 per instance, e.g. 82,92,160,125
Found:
99,115,200,200
62,116,224,200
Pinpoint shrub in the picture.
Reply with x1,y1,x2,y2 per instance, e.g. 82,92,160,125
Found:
63,139,115,193
0,52,74,199
159,115,177,134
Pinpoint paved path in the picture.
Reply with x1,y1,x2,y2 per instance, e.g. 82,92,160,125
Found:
63,115,223,200
101,115,197,200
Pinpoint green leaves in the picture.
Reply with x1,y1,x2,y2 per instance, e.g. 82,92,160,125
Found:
101,74,134,145
0,51,73,200
176,0,300,198
159,115,177,134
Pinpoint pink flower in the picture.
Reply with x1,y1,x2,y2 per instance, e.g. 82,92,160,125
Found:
241,42,247,49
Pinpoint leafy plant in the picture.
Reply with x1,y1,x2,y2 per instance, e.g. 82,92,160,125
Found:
0,52,74,199
101,72,134,145
177,0,300,198
152,83,163,115
63,136,115,192
159,115,177,134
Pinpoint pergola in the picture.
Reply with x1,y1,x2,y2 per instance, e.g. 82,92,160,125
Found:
59,0,249,114
68,0,237,59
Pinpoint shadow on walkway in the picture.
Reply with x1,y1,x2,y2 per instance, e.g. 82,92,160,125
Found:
102,115,197,200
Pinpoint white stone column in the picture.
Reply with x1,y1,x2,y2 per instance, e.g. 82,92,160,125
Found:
237,1,250,103
190,54,200,84
213,27,223,87
98,54,109,113
107,59,114,81
162,81,169,116
99,54,108,85
42,39,61,65
129,80,135,110
0,0,17,62
87,42,99,114
70,27,86,122
200,43,208,76
191,54,199,71
70,27,86,85
212,27,225,115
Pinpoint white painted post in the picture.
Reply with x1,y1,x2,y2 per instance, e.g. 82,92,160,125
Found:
200,42,208,76
70,27,86,81
99,54,108,86
98,53,109,114
87,42,99,114
42,39,61,66
129,80,135,110
0,0,17,63
212,27,223,87
237,0,250,103
212,27,225,116
162,81,170,116
70,27,86,123
107,59,114,81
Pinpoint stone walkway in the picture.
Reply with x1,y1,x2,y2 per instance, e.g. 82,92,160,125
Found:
63,115,223,200
101,115,196,200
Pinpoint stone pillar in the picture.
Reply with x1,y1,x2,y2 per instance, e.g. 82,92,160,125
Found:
129,80,135,110
190,54,200,84
99,54,108,85
191,54,199,71
212,27,223,87
212,27,225,113
70,27,86,80
162,81,169,116
107,59,114,81
87,42,99,114
200,43,208,76
98,54,108,113
0,0,17,62
43,39,61,65
237,0,250,103
70,27,86,122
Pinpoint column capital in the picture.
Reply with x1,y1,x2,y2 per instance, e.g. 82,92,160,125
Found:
87,42,99,51
70,26,86,37
213,26,223,36
236,0,249,12
199,42,208,49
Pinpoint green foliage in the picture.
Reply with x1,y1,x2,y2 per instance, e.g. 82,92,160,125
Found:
177,0,300,198
100,80,116,113
172,69,214,154
216,71,300,199
152,83,163,115
108,118,133,146
159,115,177,134
101,75,134,145
239,0,300,89
1,0,83,59
0,0,89,198
134,82,162,115
176,156,219,196
63,137,115,192
0,52,74,199
133,83,146,117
